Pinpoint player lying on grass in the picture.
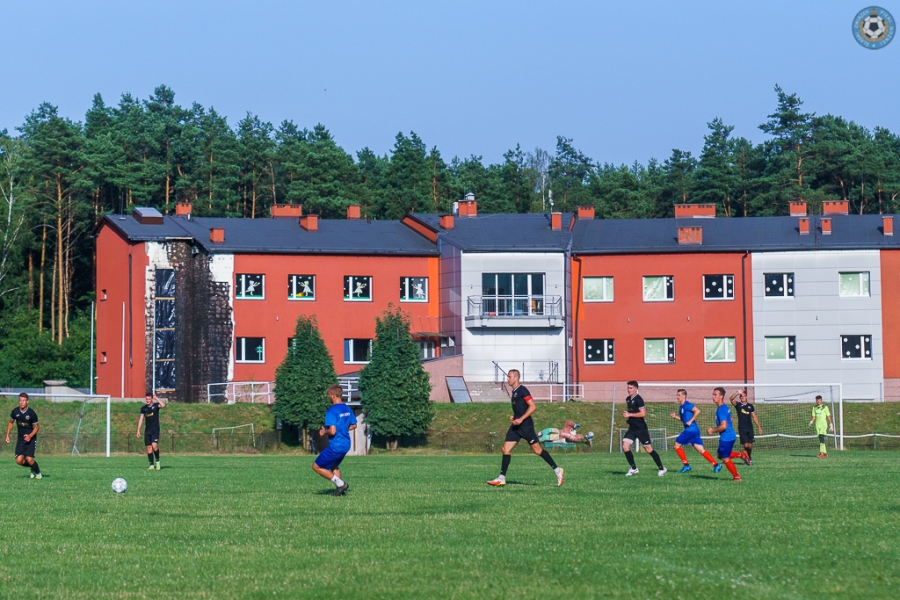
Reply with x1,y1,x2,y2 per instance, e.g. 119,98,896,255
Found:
808,395,834,458
730,388,762,465
537,421,594,445
621,380,666,477
669,389,719,473
312,384,357,496
5,393,43,479
707,387,742,482
488,369,564,487
136,393,166,470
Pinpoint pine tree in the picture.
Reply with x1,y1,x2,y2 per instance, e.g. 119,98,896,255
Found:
359,305,433,450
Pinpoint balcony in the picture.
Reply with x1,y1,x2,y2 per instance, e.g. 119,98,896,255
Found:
465,295,564,328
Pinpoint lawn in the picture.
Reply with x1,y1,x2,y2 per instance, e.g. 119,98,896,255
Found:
1,453,898,598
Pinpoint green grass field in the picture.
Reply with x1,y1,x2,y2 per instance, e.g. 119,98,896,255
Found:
2,453,898,599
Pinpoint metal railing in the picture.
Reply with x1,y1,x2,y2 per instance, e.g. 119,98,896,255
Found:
493,361,560,383
206,381,273,404
467,295,562,318
525,383,585,402
337,376,360,401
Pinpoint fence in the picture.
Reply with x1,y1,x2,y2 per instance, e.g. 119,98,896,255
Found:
206,381,273,404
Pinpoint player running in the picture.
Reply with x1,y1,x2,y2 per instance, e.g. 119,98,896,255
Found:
487,369,564,487
136,393,166,470
621,380,666,477
808,395,834,458
706,387,742,482
669,389,719,473
5,393,43,479
730,388,762,465
312,384,357,496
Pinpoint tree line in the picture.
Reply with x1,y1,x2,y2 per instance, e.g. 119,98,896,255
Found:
0,83,898,387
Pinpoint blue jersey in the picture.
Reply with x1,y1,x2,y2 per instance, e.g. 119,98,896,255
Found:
324,402,357,453
715,404,736,442
679,401,700,432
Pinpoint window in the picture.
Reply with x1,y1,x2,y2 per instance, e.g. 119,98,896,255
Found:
236,274,264,299
841,335,872,360
100,351,107,364
400,277,428,302
643,276,674,301
644,338,675,363
482,273,547,316
236,337,265,363
344,276,372,301
704,337,736,362
418,341,436,359
288,275,315,300
703,275,734,300
583,277,614,302
839,272,870,297
344,338,372,363
584,339,615,364
764,273,794,297
765,336,796,361
101,289,107,301
288,337,296,350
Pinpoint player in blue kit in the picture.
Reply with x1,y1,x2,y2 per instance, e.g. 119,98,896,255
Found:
669,389,719,473
312,384,358,496
706,387,742,481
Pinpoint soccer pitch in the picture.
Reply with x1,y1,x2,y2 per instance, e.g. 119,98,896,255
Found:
1,454,898,599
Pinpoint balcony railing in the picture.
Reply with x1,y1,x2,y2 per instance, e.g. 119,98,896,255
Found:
467,295,563,318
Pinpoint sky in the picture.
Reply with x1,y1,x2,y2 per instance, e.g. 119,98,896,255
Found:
2,1,898,165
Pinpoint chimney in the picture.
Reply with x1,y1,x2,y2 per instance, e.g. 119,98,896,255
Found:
677,226,703,245
551,212,562,230
823,200,849,216
175,202,192,217
883,216,894,236
210,227,225,243
790,201,807,217
439,214,454,229
799,217,810,235
347,205,361,220
674,204,716,219
459,193,477,217
300,214,319,231
821,217,832,235
577,206,595,220
271,204,303,218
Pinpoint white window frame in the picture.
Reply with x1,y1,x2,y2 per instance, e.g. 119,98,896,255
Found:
765,336,796,361
235,337,265,363
764,273,794,298
839,272,870,297
400,277,429,302
583,277,614,302
344,338,373,364
584,338,615,364
643,276,674,302
644,338,675,364
344,276,373,302
236,274,265,300
841,335,872,360
288,274,316,301
418,340,436,359
702,274,735,301
704,337,736,363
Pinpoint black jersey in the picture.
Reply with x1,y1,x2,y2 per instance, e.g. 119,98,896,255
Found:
140,402,162,431
10,407,38,436
625,394,648,429
510,385,534,422
735,401,755,430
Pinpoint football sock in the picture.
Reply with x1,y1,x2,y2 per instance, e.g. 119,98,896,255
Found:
331,474,345,487
148,452,155,465
500,454,511,476
818,434,826,445
729,452,742,459
676,447,688,465
624,451,636,470
648,450,663,470
539,450,558,470
819,442,827,454
153,449,160,461
745,447,752,460
30,460,40,473
724,459,739,478
701,450,718,465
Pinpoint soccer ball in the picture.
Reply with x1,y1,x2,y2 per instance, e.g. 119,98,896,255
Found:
111,478,128,493
862,15,886,40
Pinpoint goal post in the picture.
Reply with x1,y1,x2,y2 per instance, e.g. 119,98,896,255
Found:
608,383,843,452
0,392,113,457
212,424,256,450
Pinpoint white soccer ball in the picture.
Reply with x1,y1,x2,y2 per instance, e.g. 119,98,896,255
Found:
863,15,886,40
111,478,128,493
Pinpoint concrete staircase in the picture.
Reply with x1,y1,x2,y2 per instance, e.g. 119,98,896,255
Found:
466,382,511,403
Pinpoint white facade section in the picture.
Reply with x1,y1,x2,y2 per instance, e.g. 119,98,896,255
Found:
751,250,883,400
210,254,236,381
460,251,567,382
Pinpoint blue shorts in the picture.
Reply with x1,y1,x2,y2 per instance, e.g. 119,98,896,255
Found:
314,445,348,471
717,439,735,459
676,429,704,447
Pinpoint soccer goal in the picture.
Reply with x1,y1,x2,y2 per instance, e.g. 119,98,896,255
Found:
212,423,256,450
609,383,843,452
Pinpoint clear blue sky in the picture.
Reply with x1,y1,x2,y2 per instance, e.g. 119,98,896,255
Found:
3,1,897,165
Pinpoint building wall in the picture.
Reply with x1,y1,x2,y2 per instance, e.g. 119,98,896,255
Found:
881,250,900,401
460,252,567,382
751,250,883,400
438,239,462,356
574,253,753,385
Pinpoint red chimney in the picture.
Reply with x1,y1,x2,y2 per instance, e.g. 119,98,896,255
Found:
799,217,810,235
347,205,361,220
674,204,716,219
210,228,225,243
440,214,454,229
175,202,192,217
790,201,807,217
459,200,477,217
821,217,832,235
300,214,319,231
823,201,849,216
884,216,894,236
677,226,703,245
551,212,562,230
271,204,303,218
577,206,595,220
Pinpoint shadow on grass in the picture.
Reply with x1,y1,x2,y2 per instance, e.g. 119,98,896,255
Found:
501,480,540,486
789,454,822,459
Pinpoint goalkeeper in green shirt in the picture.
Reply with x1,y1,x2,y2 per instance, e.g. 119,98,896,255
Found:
808,395,834,458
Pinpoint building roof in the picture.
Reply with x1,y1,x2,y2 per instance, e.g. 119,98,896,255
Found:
101,214,440,256
411,213,575,252
571,214,900,254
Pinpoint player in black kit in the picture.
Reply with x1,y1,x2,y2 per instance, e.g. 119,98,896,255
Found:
487,369,564,487
5,393,43,479
621,381,666,476
136,393,166,470
730,389,762,465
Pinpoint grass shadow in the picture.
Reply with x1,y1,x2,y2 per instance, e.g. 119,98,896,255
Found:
503,480,539,487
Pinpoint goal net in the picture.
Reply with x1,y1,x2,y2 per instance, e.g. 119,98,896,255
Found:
610,383,843,452
0,392,113,456
212,423,256,450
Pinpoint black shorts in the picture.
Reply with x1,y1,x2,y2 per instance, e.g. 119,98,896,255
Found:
505,421,539,445
144,430,160,446
15,436,36,458
623,427,652,446
739,428,755,444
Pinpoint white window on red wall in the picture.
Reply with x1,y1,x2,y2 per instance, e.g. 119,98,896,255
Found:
236,337,265,363
236,274,264,299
